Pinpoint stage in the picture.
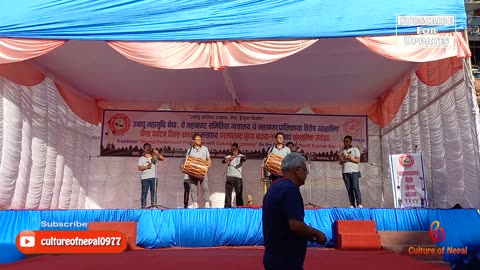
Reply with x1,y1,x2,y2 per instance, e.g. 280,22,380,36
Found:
1,208,479,268
2,247,454,270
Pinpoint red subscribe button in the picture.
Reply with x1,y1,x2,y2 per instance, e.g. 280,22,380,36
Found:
16,230,127,254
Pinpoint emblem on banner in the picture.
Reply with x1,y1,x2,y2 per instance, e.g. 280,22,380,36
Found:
342,119,362,137
108,114,130,135
399,154,414,168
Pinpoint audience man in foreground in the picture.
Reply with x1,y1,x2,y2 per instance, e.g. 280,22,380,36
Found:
262,152,327,270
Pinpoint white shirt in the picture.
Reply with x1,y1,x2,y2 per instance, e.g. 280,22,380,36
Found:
225,154,245,178
340,147,360,173
268,145,291,157
138,156,156,179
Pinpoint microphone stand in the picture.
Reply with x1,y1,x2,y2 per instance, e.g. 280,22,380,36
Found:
420,176,427,208
304,154,320,208
369,162,384,207
147,150,168,209
415,147,427,208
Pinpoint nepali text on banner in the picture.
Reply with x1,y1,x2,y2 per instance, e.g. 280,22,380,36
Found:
100,110,368,162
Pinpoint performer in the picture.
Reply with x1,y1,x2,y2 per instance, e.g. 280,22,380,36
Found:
262,132,291,186
182,133,212,208
286,142,296,153
137,143,165,209
338,135,363,208
263,153,326,270
222,143,247,208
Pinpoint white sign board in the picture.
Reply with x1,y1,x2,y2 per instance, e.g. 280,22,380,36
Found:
389,153,428,208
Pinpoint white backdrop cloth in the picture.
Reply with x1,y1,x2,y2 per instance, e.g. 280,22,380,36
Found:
0,77,94,209
381,67,480,209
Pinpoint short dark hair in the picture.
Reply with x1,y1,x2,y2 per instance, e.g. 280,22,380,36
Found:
275,132,284,138
286,142,294,147
231,143,239,148
344,135,353,141
143,143,151,149
192,133,202,140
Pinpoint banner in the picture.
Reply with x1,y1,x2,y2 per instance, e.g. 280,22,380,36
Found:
100,110,368,161
389,153,428,208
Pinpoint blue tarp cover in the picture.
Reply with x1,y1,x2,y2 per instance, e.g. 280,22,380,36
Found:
0,208,478,266
0,0,466,41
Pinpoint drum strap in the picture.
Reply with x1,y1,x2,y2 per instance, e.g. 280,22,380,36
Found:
225,154,244,177
228,155,244,171
183,147,193,165
267,145,286,156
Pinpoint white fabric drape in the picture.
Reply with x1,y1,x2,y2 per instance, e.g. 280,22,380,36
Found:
381,69,480,208
108,39,318,70
0,77,94,209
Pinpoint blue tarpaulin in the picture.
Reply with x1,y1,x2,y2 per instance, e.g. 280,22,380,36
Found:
0,0,466,41
0,208,479,266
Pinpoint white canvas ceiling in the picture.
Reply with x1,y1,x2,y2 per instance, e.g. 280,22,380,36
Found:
29,38,419,112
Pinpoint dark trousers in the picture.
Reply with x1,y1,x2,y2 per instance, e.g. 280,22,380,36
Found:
183,181,190,208
141,178,156,208
225,176,244,208
342,172,362,206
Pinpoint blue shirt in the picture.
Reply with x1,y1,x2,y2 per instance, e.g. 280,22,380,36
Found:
262,179,306,270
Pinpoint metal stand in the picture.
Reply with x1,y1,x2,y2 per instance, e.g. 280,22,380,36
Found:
420,176,428,208
147,158,168,209
304,156,320,208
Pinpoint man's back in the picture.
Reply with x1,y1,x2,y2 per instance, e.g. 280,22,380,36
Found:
262,179,306,270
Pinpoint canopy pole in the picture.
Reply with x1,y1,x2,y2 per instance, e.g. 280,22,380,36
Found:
461,30,480,195
221,67,240,105
464,29,474,80
379,130,385,208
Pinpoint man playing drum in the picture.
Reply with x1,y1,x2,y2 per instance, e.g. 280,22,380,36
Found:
262,132,291,187
182,133,212,208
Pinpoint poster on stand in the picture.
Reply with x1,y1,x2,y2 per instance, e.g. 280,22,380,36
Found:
389,153,427,208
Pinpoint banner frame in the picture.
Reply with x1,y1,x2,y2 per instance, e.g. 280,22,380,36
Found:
100,109,369,162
